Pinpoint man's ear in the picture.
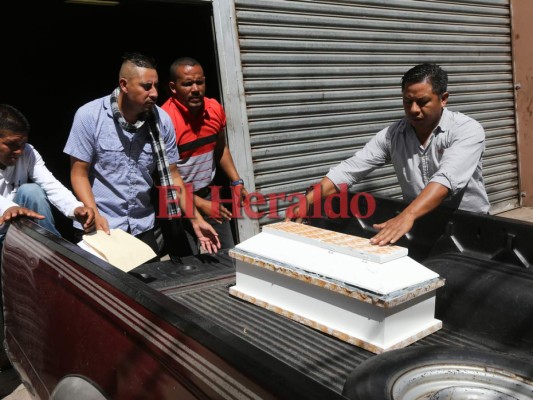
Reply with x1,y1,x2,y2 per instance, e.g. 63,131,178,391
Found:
441,91,449,106
168,81,177,94
119,77,128,92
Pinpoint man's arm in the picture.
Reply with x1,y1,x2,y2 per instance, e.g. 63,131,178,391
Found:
371,116,487,246
23,145,95,231
216,130,248,205
194,194,232,223
285,127,389,222
370,182,449,246
216,131,240,182
169,164,220,253
70,157,110,234
285,176,339,222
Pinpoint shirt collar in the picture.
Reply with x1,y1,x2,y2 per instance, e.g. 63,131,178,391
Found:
171,97,210,122
434,107,451,135
406,107,449,137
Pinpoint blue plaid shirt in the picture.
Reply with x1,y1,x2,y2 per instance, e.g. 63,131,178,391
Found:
64,95,179,235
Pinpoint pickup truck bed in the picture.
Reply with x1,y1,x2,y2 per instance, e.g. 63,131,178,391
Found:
132,249,532,396
2,195,533,399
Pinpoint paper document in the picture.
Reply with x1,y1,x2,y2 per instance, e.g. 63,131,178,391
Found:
78,229,157,272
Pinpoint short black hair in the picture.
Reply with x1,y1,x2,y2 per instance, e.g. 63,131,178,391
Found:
0,104,30,134
122,52,157,69
169,57,202,81
401,63,448,96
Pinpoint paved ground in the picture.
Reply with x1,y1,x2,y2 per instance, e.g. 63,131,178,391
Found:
496,206,533,223
0,369,28,400
2,206,533,399
1,384,30,400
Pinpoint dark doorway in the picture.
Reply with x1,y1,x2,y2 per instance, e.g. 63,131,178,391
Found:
1,0,219,239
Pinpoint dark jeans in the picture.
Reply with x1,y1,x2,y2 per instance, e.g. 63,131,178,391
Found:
0,183,60,245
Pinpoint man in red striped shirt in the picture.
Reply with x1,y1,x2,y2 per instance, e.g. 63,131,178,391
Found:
161,57,247,254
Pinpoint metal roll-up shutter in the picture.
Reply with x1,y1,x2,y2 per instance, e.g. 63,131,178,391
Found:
233,0,517,225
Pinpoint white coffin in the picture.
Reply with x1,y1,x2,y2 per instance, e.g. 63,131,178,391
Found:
228,221,445,354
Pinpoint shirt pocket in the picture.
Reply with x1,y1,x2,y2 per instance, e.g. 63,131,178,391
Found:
98,138,125,169
139,141,156,175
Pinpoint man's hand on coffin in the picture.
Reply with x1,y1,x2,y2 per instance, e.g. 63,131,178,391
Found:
284,198,310,224
285,177,339,223
370,183,450,246
370,211,415,246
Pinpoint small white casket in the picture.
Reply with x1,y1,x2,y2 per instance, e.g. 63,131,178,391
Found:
229,221,445,354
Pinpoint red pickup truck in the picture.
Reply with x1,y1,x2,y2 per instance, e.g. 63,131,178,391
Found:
1,195,532,399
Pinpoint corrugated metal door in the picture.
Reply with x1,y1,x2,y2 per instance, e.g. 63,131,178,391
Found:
233,0,518,224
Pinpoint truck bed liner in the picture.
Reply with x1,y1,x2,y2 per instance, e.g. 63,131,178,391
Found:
172,284,496,394
133,250,510,395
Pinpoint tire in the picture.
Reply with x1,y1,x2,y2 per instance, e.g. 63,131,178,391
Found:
342,345,533,400
51,376,109,400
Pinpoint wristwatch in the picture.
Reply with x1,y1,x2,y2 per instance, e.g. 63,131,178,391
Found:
230,179,245,186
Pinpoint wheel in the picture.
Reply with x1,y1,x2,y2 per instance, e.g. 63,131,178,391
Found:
51,376,108,400
342,345,533,400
